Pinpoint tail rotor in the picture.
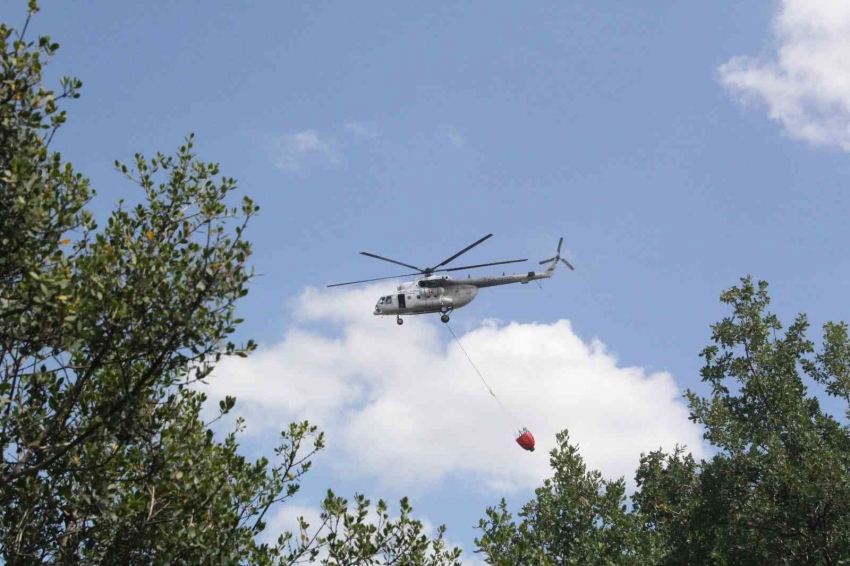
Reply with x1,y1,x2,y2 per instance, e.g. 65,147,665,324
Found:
539,237,575,271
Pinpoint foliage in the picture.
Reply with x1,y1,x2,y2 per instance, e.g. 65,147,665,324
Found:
476,277,850,565
316,493,462,566
676,278,850,564
476,432,655,566
476,432,646,566
0,4,461,564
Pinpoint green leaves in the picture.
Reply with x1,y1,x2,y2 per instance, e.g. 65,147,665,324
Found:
476,431,645,566
676,277,850,563
219,395,236,414
308,491,462,566
476,277,850,565
0,7,462,565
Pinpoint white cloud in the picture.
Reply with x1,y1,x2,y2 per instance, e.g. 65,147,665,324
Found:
272,130,339,173
718,0,850,150
439,124,466,148
344,121,379,139
206,285,705,494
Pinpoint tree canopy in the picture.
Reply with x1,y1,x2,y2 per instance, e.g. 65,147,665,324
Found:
0,4,461,564
4,3,850,565
476,277,850,565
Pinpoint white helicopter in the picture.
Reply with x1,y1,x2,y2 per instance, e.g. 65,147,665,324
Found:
327,234,574,325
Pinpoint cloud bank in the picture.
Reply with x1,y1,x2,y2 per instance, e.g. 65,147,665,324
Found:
207,285,705,493
718,0,850,150
272,130,339,173
344,121,379,140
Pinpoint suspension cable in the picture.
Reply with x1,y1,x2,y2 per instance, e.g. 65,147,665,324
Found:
445,322,521,431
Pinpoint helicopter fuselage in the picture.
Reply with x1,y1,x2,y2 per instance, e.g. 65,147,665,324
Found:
373,269,550,317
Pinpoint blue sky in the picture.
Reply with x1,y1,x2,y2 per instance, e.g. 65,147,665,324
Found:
23,0,850,559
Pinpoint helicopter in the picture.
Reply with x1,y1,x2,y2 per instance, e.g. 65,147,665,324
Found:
327,234,574,325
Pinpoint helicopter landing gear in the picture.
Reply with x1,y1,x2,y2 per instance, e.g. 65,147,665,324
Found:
440,304,453,324
396,317,403,325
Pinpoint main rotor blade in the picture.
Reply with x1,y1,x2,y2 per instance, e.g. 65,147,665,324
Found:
539,257,556,265
430,234,493,270
327,272,421,288
560,258,575,271
360,252,423,273
557,237,563,254
438,258,527,273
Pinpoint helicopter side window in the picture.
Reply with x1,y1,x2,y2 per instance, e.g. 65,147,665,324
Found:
385,296,392,303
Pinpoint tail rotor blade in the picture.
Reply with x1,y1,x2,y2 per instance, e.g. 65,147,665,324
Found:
557,237,563,254
561,258,575,271
539,257,556,265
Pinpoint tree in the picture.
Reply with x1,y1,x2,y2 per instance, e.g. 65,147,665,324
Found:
0,4,462,564
476,432,654,566
475,277,850,564
673,277,850,563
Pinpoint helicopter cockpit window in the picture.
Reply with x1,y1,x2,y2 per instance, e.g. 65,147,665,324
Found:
385,296,392,303
379,297,385,304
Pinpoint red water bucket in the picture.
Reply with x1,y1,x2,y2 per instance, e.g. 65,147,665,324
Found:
516,428,535,452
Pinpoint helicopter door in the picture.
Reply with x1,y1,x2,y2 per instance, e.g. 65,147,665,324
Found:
397,293,406,310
